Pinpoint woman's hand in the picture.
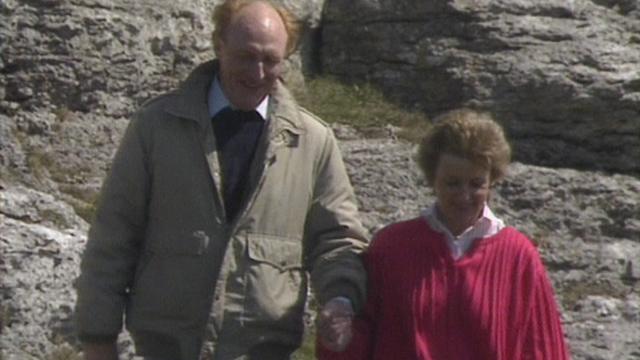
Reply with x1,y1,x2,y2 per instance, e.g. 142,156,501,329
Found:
82,342,118,360
317,297,354,352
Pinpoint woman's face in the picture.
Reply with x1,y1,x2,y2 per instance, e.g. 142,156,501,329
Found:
433,153,491,236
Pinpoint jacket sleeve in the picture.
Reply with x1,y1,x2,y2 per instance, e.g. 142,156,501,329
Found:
74,113,151,342
317,244,379,360
523,254,570,359
305,126,369,311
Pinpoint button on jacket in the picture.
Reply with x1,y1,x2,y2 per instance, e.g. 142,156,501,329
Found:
75,60,369,359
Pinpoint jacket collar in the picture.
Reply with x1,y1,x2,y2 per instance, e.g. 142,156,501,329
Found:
164,60,304,135
267,78,305,135
163,60,215,129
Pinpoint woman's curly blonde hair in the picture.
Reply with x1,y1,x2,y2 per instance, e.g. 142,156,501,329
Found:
417,109,512,186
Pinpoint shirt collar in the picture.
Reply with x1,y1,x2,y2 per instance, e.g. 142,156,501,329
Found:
208,76,269,120
422,202,504,241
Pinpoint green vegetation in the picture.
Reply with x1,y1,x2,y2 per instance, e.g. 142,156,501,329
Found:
296,76,431,143
58,184,101,224
69,198,99,224
13,111,100,224
0,305,10,360
26,148,56,182
23,147,99,224
561,279,628,310
292,328,317,360
46,343,83,360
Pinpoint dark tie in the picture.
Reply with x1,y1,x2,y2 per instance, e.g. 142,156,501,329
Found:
212,107,265,221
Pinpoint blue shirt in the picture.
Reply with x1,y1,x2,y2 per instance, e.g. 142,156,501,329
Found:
208,77,269,119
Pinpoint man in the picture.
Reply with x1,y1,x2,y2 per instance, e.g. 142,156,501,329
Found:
74,1,368,359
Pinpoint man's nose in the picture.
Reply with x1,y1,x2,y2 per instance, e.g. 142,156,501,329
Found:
248,61,265,81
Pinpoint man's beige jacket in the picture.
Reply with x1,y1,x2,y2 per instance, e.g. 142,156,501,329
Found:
75,61,368,359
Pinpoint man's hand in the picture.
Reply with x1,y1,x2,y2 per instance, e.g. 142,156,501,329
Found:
317,297,354,352
82,342,118,360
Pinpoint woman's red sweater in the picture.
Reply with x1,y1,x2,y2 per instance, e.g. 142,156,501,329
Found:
318,217,569,359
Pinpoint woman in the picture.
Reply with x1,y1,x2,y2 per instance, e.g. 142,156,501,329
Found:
318,109,569,359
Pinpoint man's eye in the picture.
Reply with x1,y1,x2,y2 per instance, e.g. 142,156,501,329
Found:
233,51,254,61
265,57,281,66
471,179,488,188
240,54,255,62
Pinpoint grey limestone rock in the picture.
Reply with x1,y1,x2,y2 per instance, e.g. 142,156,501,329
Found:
1,0,639,358
322,0,640,175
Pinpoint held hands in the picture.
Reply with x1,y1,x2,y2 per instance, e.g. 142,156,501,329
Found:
82,342,118,360
317,297,355,352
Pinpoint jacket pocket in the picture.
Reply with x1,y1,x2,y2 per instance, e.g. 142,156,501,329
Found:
132,231,208,290
243,234,307,332
127,232,210,329
247,234,303,271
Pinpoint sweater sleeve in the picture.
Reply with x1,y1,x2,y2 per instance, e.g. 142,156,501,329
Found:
523,257,570,360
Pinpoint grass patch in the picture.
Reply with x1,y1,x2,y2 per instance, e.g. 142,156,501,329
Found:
69,198,98,224
561,279,628,310
46,343,82,360
58,184,101,223
1,304,11,333
25,147,77,184
292,327,316,360
295,76,431,142
26,148,56,181
54,106,73,123
40,209,74,228
56,195,98,224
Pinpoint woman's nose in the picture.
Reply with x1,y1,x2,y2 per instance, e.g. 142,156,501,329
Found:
457,186,474,201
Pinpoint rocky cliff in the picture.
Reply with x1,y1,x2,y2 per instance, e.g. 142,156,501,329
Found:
322,0,640,174
1,0,639,359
